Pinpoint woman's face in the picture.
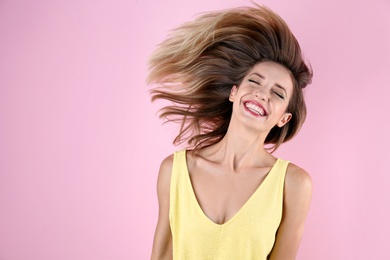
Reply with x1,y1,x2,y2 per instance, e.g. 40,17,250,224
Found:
229,61,293,132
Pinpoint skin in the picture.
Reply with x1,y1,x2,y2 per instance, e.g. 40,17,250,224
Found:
151,61,312,260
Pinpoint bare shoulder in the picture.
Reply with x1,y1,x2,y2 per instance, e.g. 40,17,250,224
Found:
151,154,174,260
156,154,174,197
157,154,173,203
267,162,312,259
284,162,312,198
159,154,174,176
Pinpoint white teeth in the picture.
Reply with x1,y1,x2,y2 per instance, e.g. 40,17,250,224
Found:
245,102,265,116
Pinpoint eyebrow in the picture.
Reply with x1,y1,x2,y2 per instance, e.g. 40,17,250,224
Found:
250,72,288,96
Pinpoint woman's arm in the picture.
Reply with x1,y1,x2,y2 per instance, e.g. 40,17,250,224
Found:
150,155,174,260
268,163,313,260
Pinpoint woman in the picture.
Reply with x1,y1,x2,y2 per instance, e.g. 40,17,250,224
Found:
148,4,313,260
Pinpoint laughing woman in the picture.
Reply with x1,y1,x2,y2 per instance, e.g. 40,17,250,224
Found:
148,5,313,260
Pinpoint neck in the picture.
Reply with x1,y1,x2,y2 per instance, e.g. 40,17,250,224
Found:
202,121,274,172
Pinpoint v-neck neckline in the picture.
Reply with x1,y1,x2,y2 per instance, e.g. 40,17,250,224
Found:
182,150,280,227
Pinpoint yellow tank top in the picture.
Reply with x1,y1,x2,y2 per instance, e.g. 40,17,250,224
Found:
169,150,289,260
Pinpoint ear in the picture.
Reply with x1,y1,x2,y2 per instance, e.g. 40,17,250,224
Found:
277,113,292,127
229,85,238,102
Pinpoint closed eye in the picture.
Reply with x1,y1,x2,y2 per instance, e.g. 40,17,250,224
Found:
249,79,259,84
273,91,284,99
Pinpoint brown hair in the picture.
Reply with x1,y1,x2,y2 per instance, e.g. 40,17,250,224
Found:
147,4,313,152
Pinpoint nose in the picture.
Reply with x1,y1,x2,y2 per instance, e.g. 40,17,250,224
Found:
255,89,269,102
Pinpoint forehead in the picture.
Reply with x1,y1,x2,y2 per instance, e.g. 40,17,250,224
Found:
247,61,294,91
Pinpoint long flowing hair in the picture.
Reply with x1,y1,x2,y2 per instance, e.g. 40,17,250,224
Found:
147,4,313,151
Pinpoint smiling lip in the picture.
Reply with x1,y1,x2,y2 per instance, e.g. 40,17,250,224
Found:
243,101,268,117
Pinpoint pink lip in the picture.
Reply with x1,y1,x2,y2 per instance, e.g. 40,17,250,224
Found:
243,100,268,116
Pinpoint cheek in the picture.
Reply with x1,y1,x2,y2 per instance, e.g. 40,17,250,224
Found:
285,92,294,112
284,101,291,113
276,97,290,111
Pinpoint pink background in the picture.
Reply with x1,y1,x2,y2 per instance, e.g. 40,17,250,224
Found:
1,0,389,259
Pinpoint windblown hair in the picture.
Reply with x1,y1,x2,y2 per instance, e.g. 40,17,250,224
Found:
147,4,313,152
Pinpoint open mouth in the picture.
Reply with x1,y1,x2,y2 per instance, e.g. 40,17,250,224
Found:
244,101,268,116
